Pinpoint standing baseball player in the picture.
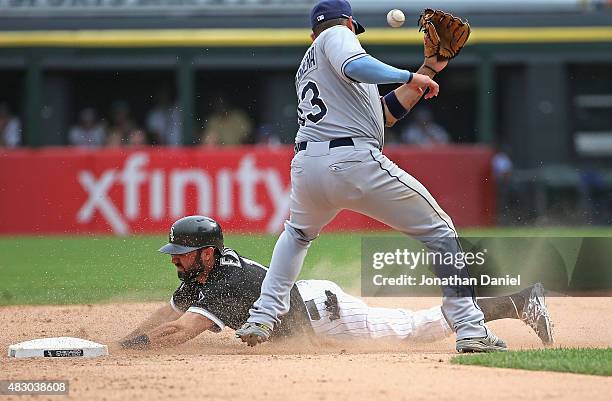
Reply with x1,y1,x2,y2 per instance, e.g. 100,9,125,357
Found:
236,0,502,353
119,216,553,350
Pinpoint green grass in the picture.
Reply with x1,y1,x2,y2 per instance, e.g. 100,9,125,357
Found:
0,233,366,305
451,348,612,376
461,227,612,237
1,227,611,305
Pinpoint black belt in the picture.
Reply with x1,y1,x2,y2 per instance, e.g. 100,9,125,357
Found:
294,137,354,153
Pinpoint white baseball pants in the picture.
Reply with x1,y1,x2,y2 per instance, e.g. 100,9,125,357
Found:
297,279,452,342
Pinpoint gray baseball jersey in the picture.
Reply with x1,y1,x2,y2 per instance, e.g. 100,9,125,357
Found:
247,23,491,344
295,25,385,147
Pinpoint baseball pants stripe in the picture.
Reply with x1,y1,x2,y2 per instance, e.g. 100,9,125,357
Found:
297,280,452,343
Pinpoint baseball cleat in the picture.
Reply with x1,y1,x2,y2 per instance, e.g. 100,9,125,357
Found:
235,322,271,347
456,332,508,353
519,283,554,345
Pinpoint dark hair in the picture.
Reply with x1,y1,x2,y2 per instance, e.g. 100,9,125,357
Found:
313,17,348,36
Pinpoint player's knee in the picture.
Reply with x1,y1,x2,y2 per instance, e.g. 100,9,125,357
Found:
421,229,460,254
284,223,316,247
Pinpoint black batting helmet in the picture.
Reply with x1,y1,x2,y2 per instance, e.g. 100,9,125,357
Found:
158,216,224,255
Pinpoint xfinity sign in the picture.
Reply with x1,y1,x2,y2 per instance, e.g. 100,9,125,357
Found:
76,152,291,235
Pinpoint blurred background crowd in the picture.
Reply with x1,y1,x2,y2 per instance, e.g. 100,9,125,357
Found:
0,96,451,149
0,92,274,149
0,94,272,149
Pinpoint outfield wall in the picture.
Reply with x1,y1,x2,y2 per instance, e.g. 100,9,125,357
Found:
0,146,495,235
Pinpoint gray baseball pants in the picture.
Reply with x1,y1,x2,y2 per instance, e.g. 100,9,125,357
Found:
248,138,488,340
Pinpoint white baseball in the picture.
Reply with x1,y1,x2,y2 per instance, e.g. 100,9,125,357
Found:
387,9,405,28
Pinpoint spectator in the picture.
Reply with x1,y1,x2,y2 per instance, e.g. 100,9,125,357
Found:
68,108,106,148
127,128,147,147
0,103,21,148
255,124,281,147
202,97,252,146
401,107,450,147
106,129,124,147
492,148,513,183
109,101,136,143
146,89,182,146
492,145,514,224
198,128,219,148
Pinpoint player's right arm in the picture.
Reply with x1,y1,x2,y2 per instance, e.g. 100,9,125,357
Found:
345,58,439,127
382,67,441,127
119,279,231,349
119,282,194,342
119,308,215,349
344,55,412,84
140,311,214,348
343,55,440,98
120,304,183,342
327,27,440,127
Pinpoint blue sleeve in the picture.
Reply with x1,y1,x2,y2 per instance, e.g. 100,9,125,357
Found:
344,55,412,84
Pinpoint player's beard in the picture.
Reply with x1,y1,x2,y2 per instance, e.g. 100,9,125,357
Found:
177,250,206,282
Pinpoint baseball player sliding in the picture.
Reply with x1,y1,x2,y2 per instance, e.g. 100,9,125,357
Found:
119,216,553,350
236,0,509,352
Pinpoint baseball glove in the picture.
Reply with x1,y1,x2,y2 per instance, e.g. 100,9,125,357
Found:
418,9,471,60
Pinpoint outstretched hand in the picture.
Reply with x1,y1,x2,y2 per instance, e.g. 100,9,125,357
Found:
407,73,439,99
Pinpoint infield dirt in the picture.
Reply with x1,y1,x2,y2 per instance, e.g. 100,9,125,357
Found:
2,297,611,401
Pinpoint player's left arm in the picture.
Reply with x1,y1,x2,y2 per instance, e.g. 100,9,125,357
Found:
120,311,214,349
382,10,470,127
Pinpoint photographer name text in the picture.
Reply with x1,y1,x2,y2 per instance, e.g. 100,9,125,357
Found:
372,274,521,287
